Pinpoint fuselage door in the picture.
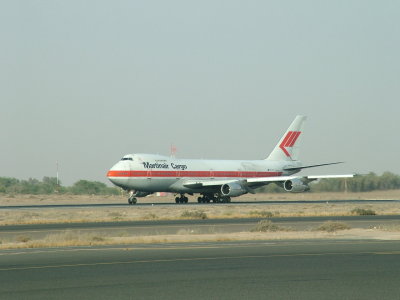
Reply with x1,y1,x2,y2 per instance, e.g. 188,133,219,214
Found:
116,156,133,186
147,167,152,179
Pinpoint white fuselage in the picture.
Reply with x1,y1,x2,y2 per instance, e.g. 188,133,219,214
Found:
107,153,301,194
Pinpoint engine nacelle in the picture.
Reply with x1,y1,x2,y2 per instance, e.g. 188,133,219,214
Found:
133,191,153,197
283,179,310,193
221,182,247,197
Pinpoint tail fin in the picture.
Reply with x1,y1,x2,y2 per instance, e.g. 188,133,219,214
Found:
266,115,307,161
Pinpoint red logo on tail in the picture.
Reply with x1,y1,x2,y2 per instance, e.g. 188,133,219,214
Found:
279,131,301,157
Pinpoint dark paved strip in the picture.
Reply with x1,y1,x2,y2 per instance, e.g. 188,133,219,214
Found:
1,199,399,209
0,203,128,209
0,215,398,231
1,215,400,232
0,240,399,299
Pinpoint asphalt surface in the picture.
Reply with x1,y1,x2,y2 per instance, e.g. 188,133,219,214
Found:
1,239,400,299
1,199,400,209
1,215,400,240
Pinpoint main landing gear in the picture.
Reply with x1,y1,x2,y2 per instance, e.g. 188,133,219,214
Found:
128,191,137,205
175,194,189,204
197,194,231,204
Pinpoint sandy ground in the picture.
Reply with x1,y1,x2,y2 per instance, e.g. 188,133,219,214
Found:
1,191,400,225
2,201,400,226
2,228,400,250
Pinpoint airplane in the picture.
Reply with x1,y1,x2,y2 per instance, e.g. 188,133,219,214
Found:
107,115,354,204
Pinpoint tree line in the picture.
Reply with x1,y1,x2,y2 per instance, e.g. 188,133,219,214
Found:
0,172,399,195
258,171,400,193
0,177,119,195
311,172,400,192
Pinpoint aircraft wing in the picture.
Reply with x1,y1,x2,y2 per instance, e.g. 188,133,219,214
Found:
183,179,239,189
183,174,355,189
247,174,355,184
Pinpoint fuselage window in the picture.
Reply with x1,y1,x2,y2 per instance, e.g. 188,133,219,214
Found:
121,158,133,161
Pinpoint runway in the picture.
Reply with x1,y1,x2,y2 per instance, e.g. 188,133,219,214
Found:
0,239,399,299
1,199,400,210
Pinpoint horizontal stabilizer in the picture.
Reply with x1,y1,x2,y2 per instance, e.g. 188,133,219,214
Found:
283,162,344,171
247,174,355,184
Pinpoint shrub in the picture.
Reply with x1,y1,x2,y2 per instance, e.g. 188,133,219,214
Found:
250,220,291,232
91,236,105,242
255,182,285,193
249,210,274,218
16,236,31,243
181,210,208,219
351,208,376,216
315,221,351,232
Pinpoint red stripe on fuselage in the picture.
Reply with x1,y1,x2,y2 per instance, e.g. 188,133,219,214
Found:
107,170,283,178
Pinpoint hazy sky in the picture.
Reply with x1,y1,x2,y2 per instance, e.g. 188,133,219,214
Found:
1,1,399,185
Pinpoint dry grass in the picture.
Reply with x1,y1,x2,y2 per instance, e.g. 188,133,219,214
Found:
250,220,292,232
248,210,275,218
370,223,400,231
2,227,400,250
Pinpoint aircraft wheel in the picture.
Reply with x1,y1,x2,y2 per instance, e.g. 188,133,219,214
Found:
199,197,207,203
175,197,180,204
212,197,219,203
221,197,231,203
128,197,137,205
184,197,189,203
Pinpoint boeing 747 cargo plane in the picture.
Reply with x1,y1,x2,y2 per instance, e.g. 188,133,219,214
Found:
107,116,354,204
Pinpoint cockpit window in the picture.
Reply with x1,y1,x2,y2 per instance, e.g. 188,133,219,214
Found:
121,157,133,161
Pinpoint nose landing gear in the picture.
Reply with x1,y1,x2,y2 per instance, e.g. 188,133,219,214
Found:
128,191,137,205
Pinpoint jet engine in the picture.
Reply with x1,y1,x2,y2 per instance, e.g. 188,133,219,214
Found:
283,179,310,193
221,182,247,197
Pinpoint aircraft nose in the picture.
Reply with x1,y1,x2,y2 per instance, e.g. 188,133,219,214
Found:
107,161,130,185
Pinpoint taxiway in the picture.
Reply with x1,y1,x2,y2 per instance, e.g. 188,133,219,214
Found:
0,239,399,299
